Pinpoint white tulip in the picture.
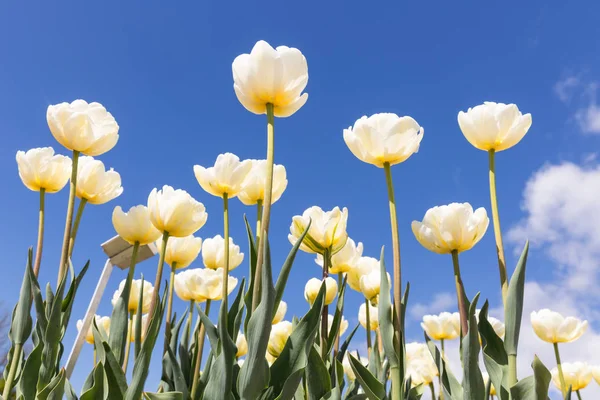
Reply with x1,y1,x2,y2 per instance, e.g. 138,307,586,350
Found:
157,234,202,269
342,351,368,381
76,156,123,204
288,206,348,255
551,362,592,391
360,268,389,304
202,235,244,271
47,100,119,156
343,113,424,168
112,279,154,314
268,321,293,357
458,102,532,152
358,302,379,331
174,268,238,302
147,185,208,237
531,309,588,343
405,342,438,387
77,315,111,345
238,160,288,205
232,40,308,118
347,256,379,293
112,205,161,245
129,314,149,342
304,277,337,306
315,238,363,274
272,301,287,325
236,333,248,358
15,147,71,193
194,153,252,198
421,312,460,341
327,314,348,337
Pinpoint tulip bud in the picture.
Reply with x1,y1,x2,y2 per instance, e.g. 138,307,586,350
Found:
304,277,337,306
157,234,202,269
358,302,379,331
202,235,244,271
288,206,348,255
16,147,71,193
238,160,288,205
112,205,161,245
342,351,368,381
360,268,389,304
530,309,588,344
112,279,154,314
77,315,111,345
130,314,149,343
272,301,287,325
346,256,378,293
236,333,248,358
327,314,348,337
268,321,293,357
147,185,208,237
76,156,123,204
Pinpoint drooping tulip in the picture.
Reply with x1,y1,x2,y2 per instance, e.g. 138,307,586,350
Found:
112,205,162,245
47,100,119,156
236,333,248,358
531,309,588,343
15,147,72,193
202,235,244,271
147,185,208,237
238,160,288,205
232,40,309,118
304,277,337,306
315,238,363,274
111,279,154,314
551,362,592,392
157,234,202,269
342,351,368,381
412,202,489,254
76,315,111,344
347,256,379,293
358,302,379,331
327,314,348,337
272,301,287,325
457,102,532,152
76,156,123,204
343,113,424,168
288,206,348,255
268,321,293,357
193,153,252,198
421,312,460,341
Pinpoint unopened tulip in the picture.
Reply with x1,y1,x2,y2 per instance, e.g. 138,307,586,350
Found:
327,314,348,337
157,234,202,269
304,277,337,306
343,113,424,168
315,238,363,274
236,333,248,358
421,312,460,341
360,268,389,304
129,314,149,342
112,279,154,314
347,256,378,293
77,315,111,344
268,321,293,357
232,40,308,118
174,268,238,302
531,309,588,343
47,100,119,156
405,342,438,387
289,206,348,255
202,235,244,271
458,102,532,152
551,362,592,391
238,160,288,205
412,202,489,254
358,302,379,331
112,205,161,245
194,153,252,198
342,351,368,381
272,301,287,324
76,156,123,204
487,316,506,339
482,372,497,396
16,147,71,193
147,185,208,237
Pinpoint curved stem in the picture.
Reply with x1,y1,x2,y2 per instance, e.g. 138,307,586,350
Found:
252,103,275,311
67,197,87,260
320,249,330,360
191,299,211,399
576,390,583,400
122,312,134,373
488,150,508,305
451,250,468,336
553,342,567,398
256,199,263,243
2,343,23,398
57,150,80,285
164,262,177,353
146,232,169,335
383,163,402,342
365,298,372,355
33,188,46,278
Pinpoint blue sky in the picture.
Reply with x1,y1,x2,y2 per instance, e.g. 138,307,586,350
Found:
1,1,600,396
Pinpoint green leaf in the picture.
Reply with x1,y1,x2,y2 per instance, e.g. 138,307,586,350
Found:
165,347,189,399
347,354,385,400
37,368,66,400
509,356,551,400
109,262,137,365
228,278,246,341
17,338,43,399
242,215,258,334
134,276,146,359
305,345,331,400
377,248,399,369
60,260,90,337
461,293,484,400
326,275,347,355
426,334,463,400
320,387,342,400
504,241,529,357
10,249,33,346
336,325,359,364
478,303,509,400
80,364,108,400
143,392,184,400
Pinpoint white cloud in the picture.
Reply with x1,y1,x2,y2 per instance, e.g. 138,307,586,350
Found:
576,100,600,134
409,292,456,320
554,76,580,103
554,75,600,134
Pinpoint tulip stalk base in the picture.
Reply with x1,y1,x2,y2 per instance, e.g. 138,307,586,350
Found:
2,343,23,399
122,312,134,372
68,198,87,259
191,300,211,399
147,232,169,334
553,342,567,398
33,188,45,277
508,354,517,387
390,365,401,400
488,150,508,305
451,250,468,336
57,150,80,285
252,103,275,311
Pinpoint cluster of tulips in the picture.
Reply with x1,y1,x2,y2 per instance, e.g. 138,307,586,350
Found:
3,39,597,400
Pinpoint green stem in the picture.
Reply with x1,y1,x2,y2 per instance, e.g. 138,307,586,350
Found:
333,272,344,356
191,300,211,399
252,103,275,311
184,299,195,348
320,249,330,360
429,382,436,400
67,197,87,259
222,193,230,312
451,250,468,336
164,262,177,354
146,232,169,335
57,150,80,285
256,199,263,243
508,354,518,387
2,343,23,398
576,390,583,400
488,150,508,306
122,312,134,373
365,298,372,355
439,339,445,400
553,342,567,398
383,162,402,344
33,188,45,278
390,365,401,400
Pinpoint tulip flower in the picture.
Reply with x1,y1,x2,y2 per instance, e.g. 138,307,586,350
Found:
76,156,123,205
551,362,592,393
76,315,111,345
266,352,277,367
202,235,244,271
327,314,348,337
342,351,368,381
315,238,363,274
405,342,438,389
238,160,288,206
174,268,238,303
268,321,293,357
346,256,378,293
288,206,349,256
193,153,252,199
359,302,379,331
148,185,208,238
482,372,497,396
236,333,248,358
16,147,72,277
112,278,154,314
592,366,600,385
304,277,337,306
531,309,588,396
412,202,489,337
458,102,532,306
272,300,287,325
360,268,389,305
421,312,460,341
112,205,161,246
129,314,149,343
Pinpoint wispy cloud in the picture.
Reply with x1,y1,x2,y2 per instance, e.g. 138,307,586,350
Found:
554,75,600,134
408,292,456,320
